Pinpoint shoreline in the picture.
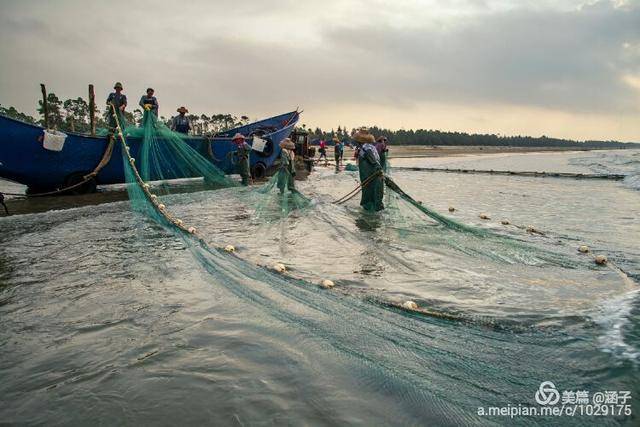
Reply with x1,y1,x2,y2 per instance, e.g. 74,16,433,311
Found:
338,144,633,159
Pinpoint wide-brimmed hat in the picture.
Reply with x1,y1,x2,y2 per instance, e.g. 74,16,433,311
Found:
279,138,295,150
176,106,188,113
353,129,375,144
114,82,123,89
232,132,245,142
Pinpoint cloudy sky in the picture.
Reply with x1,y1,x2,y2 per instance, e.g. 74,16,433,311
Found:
0,0,638,141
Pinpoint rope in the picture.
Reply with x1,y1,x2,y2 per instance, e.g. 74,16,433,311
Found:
203,136,222,162
0,132,115,204
334,170,383,205
111,104,202,238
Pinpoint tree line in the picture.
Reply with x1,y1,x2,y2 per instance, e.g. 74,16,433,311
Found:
0,94,250,135
1,98,636,148
300,125,638,149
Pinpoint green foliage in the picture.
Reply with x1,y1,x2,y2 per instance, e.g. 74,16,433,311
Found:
62,97,90,132
0,104,36,124
37,92,64,129
0,93,253,136
310,125,637,148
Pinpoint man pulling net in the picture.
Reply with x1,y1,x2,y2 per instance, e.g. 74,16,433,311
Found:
277,138,296,194
353,129,384,212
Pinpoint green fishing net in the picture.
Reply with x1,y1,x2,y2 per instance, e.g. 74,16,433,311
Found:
252,174,312,223
116,109,595,277
116,110,310,227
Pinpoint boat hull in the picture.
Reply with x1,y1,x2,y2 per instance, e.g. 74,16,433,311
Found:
0,111,298,191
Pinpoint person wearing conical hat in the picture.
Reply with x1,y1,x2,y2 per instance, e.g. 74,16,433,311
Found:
106,82,127,131
171,106,191,134
231,132,251,186
277,138,297,193
353,129,384,212
332,135,343,170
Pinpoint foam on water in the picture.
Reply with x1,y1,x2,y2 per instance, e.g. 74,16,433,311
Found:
594,289,640,363
570,150,640,191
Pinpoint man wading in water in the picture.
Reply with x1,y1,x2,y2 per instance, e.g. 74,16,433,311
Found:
353,129,384,211
375,136,389,172
277,138,296,194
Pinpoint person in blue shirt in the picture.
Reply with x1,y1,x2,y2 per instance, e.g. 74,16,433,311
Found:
138,88,159,116
106,82,127,130
171,106,191,134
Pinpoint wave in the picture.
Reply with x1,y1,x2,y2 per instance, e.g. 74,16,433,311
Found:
569,150,640,191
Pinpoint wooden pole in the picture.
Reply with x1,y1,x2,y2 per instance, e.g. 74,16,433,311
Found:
88,84,96,136
40,83,49,129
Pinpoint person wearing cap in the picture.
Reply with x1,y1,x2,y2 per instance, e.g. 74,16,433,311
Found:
171,107,191,134
353,129,384,212
106,82,127,130
138,88,159,116
332,135,343,170
375,136,389,171
277,138,296,194
232,133,251,186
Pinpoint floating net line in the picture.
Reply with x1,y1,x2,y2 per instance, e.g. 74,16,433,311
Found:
114,109,634,323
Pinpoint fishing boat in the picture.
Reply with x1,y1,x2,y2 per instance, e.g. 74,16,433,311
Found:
0,110,299,194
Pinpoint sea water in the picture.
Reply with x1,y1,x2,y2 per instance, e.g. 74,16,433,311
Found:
1,149,639,425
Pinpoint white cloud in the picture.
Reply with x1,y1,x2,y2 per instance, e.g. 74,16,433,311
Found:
0,0,638,140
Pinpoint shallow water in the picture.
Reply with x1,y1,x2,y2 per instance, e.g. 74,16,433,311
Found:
1,149,639,425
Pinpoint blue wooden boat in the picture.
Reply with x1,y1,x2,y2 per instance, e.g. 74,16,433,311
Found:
0,110,299,194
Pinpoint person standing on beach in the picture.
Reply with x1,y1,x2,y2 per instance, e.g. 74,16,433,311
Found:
333,135,343,169
138,88,159,116
232,133,251,186
375,136,389,171
277,138,296,193
354,129,384,211
171,107,191,134
106,82,127,130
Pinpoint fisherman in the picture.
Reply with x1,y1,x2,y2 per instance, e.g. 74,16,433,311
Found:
138,88,159,116
375,136,389,171
232,133,251,186
277,138,296,193
318,139,328,166
333,135,343,169
354,129,384,211
171,107,191,134
106,82,127,130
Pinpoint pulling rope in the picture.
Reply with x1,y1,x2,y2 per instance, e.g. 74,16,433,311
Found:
334,170,383,205
111,104,201,237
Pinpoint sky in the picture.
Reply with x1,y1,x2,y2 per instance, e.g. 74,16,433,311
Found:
0,0,638,141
